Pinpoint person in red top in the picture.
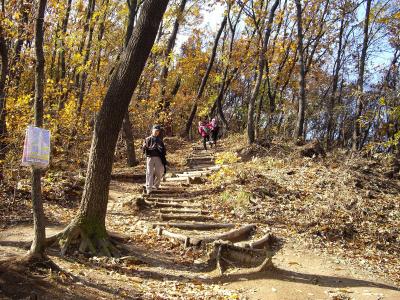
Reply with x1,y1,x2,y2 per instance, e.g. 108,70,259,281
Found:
198,120,210,150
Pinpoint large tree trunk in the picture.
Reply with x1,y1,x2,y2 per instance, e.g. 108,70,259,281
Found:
293,0,306,140
29,0,48,258
0,28,8,169
247,0,280,144
352,0,371,151
181,15,227,138
48,0,169,256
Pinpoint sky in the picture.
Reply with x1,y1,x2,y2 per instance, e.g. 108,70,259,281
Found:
175,2,225,51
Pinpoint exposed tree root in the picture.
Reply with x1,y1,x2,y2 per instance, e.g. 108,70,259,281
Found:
46,222,121,257
235,233,275,249
156,224,256,247
212,241,275,275
190,224,256,246
19,253,60,272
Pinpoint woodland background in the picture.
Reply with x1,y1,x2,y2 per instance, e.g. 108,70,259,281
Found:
0,0,399,181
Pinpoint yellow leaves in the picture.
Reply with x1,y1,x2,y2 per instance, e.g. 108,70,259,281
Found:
215,152,241,165
71,52,83,65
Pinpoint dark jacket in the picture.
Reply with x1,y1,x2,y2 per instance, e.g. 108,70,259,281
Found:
142,136,166,158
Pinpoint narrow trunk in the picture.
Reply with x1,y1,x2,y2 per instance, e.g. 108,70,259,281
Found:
30,0,48,257
0,29,8,165
48,0,169,256
352,0,371,151
182,15,227,138
96,0,110,77
77,0,96,112
247,0,280,144
255,79,268,140
294,0,306,140
122,111,137,166
60,0,72,82
121,0,138,167
158,0,187,114
326,9,345,148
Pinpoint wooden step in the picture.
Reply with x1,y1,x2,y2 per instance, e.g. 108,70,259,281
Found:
146,197,196,203
158,209,209,215
160,214,213,222
165,177,191,183
152,222,235,230
147,201,202,209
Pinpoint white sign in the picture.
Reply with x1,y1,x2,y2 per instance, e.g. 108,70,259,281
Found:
21,126,51,169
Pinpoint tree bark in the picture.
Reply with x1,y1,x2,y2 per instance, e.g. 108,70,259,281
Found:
59,0,73,83
121,0,139,167
247,0,280,144
181,15,227,138
293,0,306,140
30,0,47,257
326,7,345,149
158,0,187,114
352,0,371,151
77,0,96,113
0,28,8,166
48,0,169,256
122,111,137,166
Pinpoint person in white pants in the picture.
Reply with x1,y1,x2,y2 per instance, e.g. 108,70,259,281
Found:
142,125,166,195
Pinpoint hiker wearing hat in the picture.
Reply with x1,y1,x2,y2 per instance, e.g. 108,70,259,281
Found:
142,125,167,195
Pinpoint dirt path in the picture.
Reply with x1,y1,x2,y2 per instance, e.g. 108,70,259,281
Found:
1,142,399,299
107,143,400,299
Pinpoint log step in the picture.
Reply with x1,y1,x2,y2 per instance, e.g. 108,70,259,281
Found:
152,222,235,230
165,177,191,182
160,214,213,222
146,198,196,203
190,224,256,246
158,209,209,215
146,201,201,209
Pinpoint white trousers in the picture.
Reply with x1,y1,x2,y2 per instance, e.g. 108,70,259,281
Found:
146,156,164,193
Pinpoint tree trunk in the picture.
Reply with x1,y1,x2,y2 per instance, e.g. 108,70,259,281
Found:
352,0,371,151
122,111,138,166
29,0,47,257
48,0,169,256
0,28,8,167
58,0,72,83
326,8,345,149
121,0,138,167
293,0,306,140
77,0,96,113
158,0,187,114
57,0,73,111
255,79,268,140
181,15,227,138
247,0,280,144
95,0,110,77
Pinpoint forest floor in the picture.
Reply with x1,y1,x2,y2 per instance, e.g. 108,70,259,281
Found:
0,135,399,299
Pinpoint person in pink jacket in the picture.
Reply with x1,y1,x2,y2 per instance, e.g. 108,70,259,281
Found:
198,121,210,150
